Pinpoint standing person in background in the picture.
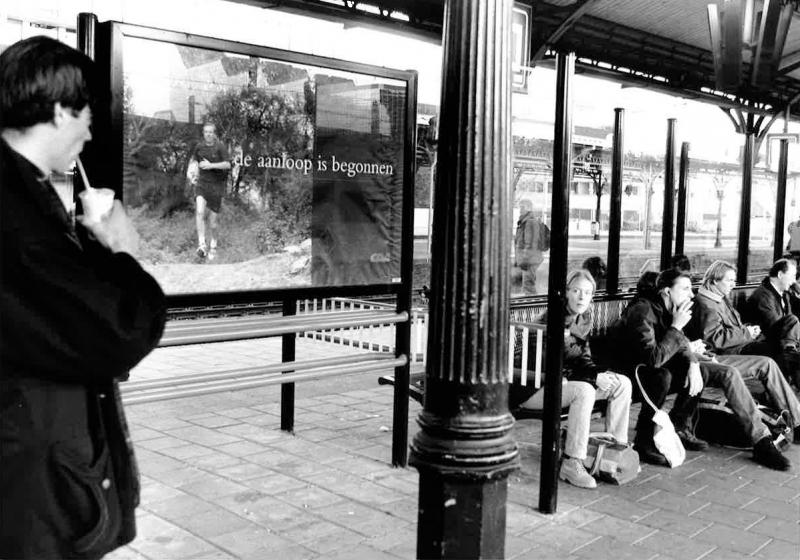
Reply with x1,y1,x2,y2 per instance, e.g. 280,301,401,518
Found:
188,122,230,262
582,256,607,291
515,198,549,295
787,216,800,259
0,36,167,559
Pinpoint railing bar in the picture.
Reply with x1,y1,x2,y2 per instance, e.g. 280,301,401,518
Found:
508,324,515,383
535,328,543,389
521,326,529,387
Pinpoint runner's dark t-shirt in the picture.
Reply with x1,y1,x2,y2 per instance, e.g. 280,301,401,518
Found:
193,141,229,189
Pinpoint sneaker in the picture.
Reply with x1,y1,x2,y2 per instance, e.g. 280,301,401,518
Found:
559,457,597,489
634,443,670,467
207,249,216,262
676,429,709,451
752,437,791,471
196,246,207,259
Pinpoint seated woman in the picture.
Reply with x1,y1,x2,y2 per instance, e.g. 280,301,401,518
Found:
514,269,633,489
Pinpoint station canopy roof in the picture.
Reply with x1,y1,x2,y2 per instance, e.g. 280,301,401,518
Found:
233,0,800,120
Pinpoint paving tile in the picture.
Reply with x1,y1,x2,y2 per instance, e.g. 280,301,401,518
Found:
635,529,716,560
753,537,800,559
550,506,605,528
132,514,222,560
143,492,217,521
301,526,367,554
173,507,254,538
179,474,250,499
189,452,243,471
689,502,765,529
742,496,800,521
747,516,800,544
505,504,552,536
322,544,400,560
186,414,242,429
573,535,658,560
638,507,713,535
315,501,403,538
691,485,758,508
165,425,242,447
244,472,308,494
157,443,216,461
276,484,345,510
523,523,599,554
581,515,658,544
586,496,659,522
692,522,772,555
636,489,708,515
735,479,800,502
208,525,295,556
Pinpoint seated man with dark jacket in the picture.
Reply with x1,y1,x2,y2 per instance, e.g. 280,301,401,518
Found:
616,269,707,465
618,269,793,469
745,258,800,388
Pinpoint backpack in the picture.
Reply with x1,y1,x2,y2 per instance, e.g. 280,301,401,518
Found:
537,222,551,251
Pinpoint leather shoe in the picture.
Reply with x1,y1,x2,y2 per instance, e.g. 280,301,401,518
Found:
676,429,709,451
634,444,670,467
752,437,791,471
794,426,800,444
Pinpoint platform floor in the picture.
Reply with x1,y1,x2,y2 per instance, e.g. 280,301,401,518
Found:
105,341,800,560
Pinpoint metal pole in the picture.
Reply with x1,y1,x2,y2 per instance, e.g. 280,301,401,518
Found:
77,12,97,60
660,118,676,270
410,1,518,558
539,51,574,515
675,142,690,255
280,298,296,432
737,124,755,285
606,108,624,294
775,138,789,262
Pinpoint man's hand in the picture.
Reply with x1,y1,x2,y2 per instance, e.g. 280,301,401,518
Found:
79,200,140,255
686,362,704,397
746,324,761,338
198,158,212,170
672,300,693,330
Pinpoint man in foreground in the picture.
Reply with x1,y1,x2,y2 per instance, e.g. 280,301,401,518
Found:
1,36,167,558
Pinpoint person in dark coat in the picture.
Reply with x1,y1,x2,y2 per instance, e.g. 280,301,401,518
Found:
513,270,632,489
745,259,800,388
0,37,167,559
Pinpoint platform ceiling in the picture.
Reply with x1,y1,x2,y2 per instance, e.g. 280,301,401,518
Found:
231,0,800,117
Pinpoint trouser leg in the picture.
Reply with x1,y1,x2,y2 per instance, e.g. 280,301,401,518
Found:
703,357,770,443
732,354,800,428
668,368,699,432
519,380,596,460
597,372,632,444
632,366,671,446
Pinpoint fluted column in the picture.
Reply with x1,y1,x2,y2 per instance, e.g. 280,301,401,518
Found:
409,0,518,558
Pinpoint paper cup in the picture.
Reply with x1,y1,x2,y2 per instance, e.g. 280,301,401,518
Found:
79,187,115,223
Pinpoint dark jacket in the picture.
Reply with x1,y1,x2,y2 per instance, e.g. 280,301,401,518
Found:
0,139,167,559
615,295,696,373
688,287,754,354
508,306,600,409
746,277,793,333
539,308,602,387
514,211,543,268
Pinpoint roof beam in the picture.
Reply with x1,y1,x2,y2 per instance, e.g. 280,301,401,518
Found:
531,0,597,63
752,0,793,86
779,48,800,75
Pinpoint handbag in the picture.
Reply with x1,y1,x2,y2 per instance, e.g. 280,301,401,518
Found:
634,365,686,467
583,432,640,484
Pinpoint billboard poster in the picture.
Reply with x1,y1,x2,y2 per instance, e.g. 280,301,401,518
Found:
116,32,412,295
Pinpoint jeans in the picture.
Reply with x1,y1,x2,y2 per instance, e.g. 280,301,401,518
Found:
699,359,770,443
520,372,632,460
716,354,800,429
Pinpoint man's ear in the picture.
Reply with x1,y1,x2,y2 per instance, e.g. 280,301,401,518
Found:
52,102,66,127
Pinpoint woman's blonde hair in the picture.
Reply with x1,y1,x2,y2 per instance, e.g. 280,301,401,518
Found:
702,260,736,289
566,269,596,294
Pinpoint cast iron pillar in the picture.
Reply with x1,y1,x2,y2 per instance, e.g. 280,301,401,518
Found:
410,1,518,558
774,137,789,262
606,108,624,294
539,51,574,514
660,118,676,271
737,127,755,284
674,142,690,256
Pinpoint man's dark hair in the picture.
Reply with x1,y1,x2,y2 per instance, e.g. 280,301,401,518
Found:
0,36,96,129
769,258,794,278
670,254,691,272
656,268,691,291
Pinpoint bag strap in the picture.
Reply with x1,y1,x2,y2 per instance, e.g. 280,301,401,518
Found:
588,442,606,476
634,364,661,414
